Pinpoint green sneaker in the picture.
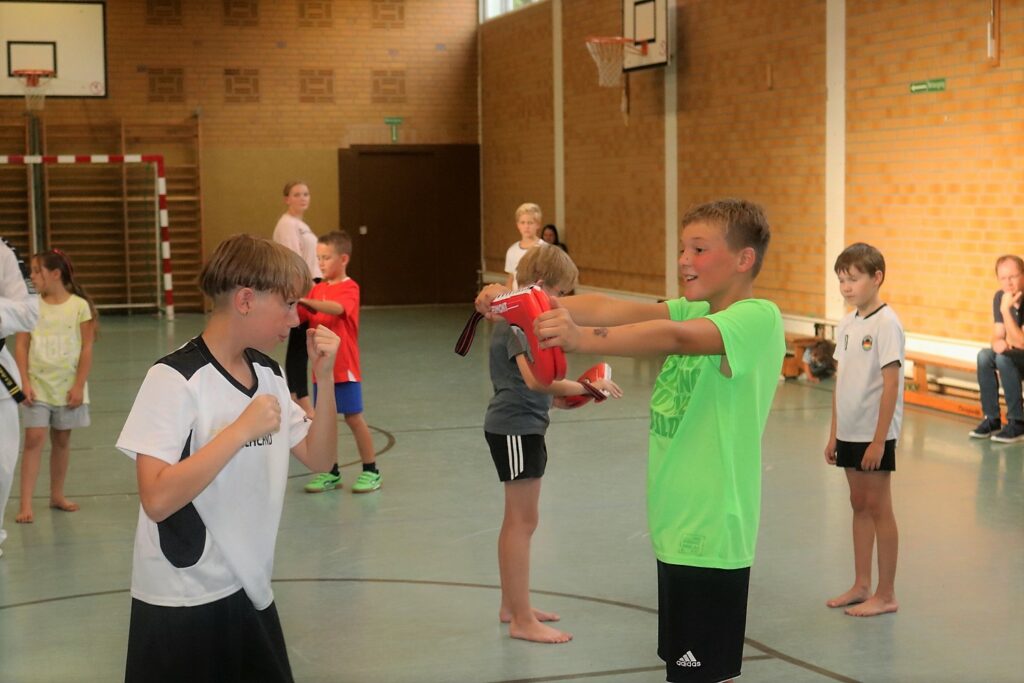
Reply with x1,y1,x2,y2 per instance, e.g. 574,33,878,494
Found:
351,470,382,494
304,471,342,493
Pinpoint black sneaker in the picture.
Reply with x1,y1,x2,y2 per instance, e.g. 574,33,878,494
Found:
991,422,1024,443
969,419,1000,438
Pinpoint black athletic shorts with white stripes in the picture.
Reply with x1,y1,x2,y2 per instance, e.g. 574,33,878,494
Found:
485,431,547,481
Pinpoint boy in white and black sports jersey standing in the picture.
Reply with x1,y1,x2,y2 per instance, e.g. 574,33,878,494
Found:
116,235,340,682
824,242,904,618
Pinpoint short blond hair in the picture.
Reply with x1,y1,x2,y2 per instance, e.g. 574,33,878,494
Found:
682,199,771,278
200,234,312,302
516,244,578,291
514,202,542,224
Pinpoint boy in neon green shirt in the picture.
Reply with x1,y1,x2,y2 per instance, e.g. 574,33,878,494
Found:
480,198,784,682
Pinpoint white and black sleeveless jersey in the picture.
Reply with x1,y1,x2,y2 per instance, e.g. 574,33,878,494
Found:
117,336,310,610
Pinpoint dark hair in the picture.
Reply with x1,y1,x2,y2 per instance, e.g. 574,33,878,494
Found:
681,199,771,278
33,249,98,326
995,254,1024,275
807,339,837,379
834,242,886,284
318,230,352,257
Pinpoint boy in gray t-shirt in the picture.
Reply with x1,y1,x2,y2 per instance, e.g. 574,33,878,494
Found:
482,246,621,645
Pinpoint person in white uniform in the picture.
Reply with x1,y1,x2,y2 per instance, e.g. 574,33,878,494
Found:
0,237,39,559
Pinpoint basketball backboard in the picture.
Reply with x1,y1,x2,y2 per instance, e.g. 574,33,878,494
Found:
622,0,669,71
0,1,107,98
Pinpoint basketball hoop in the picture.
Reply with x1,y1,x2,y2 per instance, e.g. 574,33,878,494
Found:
13,69,55,111
585,37,647,87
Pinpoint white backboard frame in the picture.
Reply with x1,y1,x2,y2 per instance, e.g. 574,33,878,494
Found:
623,0,669,72
0,1,107,98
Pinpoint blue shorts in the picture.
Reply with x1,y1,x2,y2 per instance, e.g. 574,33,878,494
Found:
312,381,363,416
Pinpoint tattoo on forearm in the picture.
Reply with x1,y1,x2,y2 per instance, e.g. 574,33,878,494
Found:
593,327,608,338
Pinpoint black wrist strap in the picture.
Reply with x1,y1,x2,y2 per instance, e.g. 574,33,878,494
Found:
0,339,25,403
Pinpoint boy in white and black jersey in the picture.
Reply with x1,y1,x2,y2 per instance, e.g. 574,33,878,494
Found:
824,242,904,619
116,235,340,682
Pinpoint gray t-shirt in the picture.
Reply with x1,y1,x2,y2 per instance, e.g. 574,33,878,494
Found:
484,320,552,435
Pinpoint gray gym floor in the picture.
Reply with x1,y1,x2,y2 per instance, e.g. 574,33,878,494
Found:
0,307,1021,682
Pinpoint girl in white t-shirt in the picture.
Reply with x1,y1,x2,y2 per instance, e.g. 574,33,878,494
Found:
273,180,321,418
14,249,97,523
504,202,548,289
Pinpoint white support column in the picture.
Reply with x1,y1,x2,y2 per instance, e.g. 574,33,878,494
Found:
664,1,679,300
553,0,565,234
825,0,846,320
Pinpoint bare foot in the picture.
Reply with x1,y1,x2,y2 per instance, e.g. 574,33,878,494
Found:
826,586,870,608
15,509,33,524
50,499,80,512
845,595,898,617
509,619,573,644
500,607,560,623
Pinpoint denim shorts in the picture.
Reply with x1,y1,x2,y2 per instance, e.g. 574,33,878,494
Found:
21,400,91,430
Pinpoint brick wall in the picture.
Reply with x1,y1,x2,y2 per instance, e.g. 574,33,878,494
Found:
0,0,479,148
677,0,827,315
0,0,479,256
563,0,665,294
480,2,555,276
847,0,1024,340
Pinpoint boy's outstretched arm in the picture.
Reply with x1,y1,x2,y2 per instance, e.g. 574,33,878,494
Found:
536,302,724,358
137,394,283,522
291,324,340,472
475,284,667,326
861,361,900,470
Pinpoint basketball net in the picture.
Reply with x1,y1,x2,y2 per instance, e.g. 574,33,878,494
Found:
585,38,646,124
14,70,54,112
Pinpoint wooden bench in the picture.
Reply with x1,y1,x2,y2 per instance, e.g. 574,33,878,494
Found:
782,335,825,379
903,351,1003,421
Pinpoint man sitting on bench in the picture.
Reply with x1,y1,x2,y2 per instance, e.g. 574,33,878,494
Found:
971,254,1024,443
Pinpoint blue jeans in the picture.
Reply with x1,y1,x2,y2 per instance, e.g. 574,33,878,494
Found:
977,348,1024,423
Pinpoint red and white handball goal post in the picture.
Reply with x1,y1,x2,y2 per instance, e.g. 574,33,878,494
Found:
0,153,175,320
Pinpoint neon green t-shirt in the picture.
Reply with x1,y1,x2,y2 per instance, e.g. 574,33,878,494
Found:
28,295,92,406
648,297,784,569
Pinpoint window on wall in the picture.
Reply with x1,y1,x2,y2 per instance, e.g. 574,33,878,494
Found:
481,0,538,21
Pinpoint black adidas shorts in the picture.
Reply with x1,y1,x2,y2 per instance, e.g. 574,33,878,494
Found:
485,431,547,481
835,438,896,472
657,561,750,683
125,589,294,683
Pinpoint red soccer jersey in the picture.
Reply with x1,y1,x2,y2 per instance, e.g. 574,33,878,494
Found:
299,278,361,383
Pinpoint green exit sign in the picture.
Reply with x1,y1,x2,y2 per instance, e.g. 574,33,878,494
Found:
383,117,403,143
909,78,946,93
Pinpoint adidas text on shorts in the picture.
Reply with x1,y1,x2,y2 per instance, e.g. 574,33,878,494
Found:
657,561,750,683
